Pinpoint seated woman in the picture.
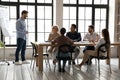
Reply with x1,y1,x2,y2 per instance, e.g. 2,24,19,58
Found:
47,25,60,63
77,28,110,69
48,25,60,42
52,28,73,72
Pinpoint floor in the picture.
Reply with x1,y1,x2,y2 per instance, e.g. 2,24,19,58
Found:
0,58,120,80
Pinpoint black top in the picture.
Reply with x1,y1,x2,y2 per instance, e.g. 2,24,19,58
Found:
66,31,82,42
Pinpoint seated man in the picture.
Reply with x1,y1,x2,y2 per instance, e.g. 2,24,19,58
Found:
52,28,73,72
66,24,81,64
83,25,100,65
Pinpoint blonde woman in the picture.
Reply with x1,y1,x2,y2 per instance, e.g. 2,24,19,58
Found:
47,25,60,64
48,25,60,41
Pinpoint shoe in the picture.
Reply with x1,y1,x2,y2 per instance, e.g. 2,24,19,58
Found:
75,65,81,70
22,60,30,64
72,60,76,65
85,60,89,65
53,59,57,65
87,61,92,65
87,56,93,65
62,68,65,72
14,61,22,65
76,62,84,70
85,60,92,65
59,68,62,72
68,61,71,65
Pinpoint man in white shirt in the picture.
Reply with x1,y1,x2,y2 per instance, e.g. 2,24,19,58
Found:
83,25,100,65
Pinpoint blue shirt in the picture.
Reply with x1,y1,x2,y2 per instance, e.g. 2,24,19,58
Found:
66,31,82,42
16,18,27,40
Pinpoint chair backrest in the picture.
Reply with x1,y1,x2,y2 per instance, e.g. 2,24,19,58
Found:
97,43,110,59
31,42,38,57
57,44,72,60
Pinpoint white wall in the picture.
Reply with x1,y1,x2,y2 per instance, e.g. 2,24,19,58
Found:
108,0,118,57
0,47,32,60
109,0,115,42
53,0,63,29
0,47,117,61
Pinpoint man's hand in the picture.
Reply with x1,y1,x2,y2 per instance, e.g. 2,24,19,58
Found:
26,31,28,34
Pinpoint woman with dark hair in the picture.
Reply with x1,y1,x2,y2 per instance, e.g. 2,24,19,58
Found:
102,29,110,44
77,28,110,69
52,28,73,72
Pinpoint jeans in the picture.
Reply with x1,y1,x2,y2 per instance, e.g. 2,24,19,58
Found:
15,38,26,62
83,46,95,53
58,60,67,70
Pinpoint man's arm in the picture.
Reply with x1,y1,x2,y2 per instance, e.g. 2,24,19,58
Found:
75,33,81,42
83,33,87,41
66,32,69,37
74,33,81,42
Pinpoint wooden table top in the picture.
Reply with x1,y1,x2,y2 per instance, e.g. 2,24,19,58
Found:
33,41,120,46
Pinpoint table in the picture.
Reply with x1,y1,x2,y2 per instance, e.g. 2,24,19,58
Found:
34,41,120,71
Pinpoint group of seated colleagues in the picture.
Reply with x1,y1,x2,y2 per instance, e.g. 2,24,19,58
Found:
47,23,110,71
77,28,110,70
47,24,82,65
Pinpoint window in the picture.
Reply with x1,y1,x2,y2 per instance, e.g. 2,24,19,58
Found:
63,7,76,32
63,0,109,40
1,0,17,2
0,0,53,45
63,0,77,4
19,0,35,3
79,0,92,4
94,0,108,4
78,7,92,38
3,6,17,44
95,8,107,34
37,0,52,3
37,6,52,42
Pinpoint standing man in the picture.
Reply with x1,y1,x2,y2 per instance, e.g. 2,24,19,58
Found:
83,25,100,65
66,24,82,64
15,10,29,65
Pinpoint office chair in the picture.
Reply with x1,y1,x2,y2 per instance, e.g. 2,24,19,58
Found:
68,46,80,65
54,44,72,72
30,42,50,69
88,43,112,75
